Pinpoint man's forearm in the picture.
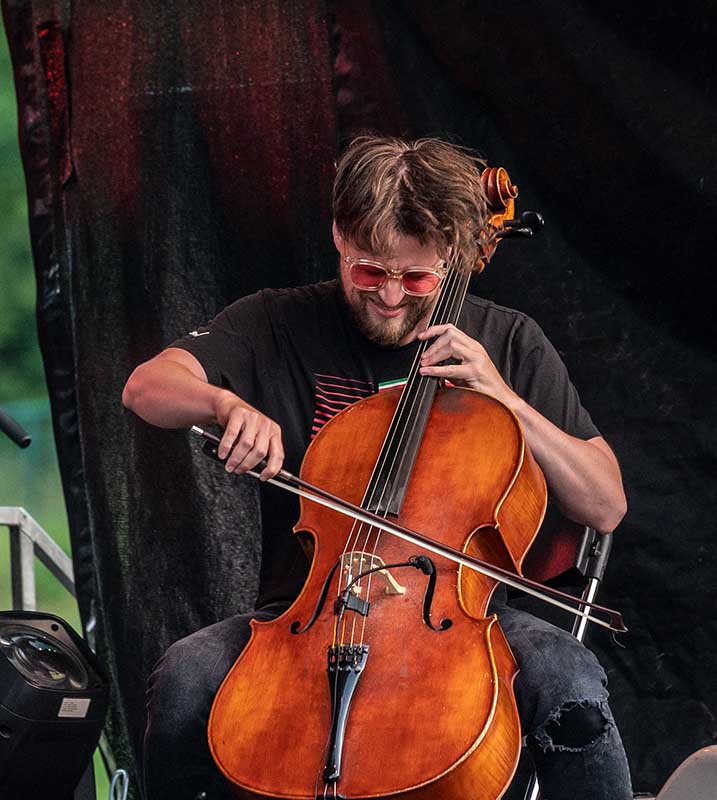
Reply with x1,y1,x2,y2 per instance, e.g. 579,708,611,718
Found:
123,351,285,479
508,396,627,534
122,358,232,429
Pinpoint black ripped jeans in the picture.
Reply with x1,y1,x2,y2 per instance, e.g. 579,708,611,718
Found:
142,599,632,800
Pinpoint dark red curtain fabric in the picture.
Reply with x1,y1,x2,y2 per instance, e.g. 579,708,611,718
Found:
4,0,716,796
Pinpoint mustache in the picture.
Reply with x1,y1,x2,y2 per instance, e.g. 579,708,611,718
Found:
365,296,412,311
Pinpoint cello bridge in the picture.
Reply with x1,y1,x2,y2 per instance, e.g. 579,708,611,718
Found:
340,551,406,596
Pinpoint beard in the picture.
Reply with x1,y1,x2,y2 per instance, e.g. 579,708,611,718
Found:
341,283,434,347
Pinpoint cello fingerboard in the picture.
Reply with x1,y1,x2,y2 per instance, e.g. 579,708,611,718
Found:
362,261,471,518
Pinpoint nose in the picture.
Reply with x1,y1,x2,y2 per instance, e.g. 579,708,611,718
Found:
378,275,405,307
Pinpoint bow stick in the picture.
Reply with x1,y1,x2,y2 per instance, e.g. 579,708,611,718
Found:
191,426,627,633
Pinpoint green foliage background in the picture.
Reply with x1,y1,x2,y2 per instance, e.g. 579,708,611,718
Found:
1,17,109,798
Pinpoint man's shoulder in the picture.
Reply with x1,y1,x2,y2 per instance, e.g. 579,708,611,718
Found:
461,294,535,336
221,280,338,325
260,280,338,308
463,294,529,320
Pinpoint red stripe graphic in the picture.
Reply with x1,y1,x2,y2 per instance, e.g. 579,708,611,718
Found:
315,387,366,401
314,372,372,386
311,373,374,439
314,392,354,406
315,380,372,395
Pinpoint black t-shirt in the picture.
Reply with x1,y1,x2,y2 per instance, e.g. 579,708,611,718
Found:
172,279,599,607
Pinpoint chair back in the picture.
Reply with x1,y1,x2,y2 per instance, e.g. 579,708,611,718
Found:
521,505,612,584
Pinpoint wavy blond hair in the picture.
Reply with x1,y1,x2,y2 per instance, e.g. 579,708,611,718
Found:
332,136,489,269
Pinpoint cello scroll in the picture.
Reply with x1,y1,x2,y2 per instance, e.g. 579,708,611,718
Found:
477,165,545,272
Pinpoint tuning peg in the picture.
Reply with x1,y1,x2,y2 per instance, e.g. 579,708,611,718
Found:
518,210,545,234
504,211,544,233
497,226,533,239
498,210,544,239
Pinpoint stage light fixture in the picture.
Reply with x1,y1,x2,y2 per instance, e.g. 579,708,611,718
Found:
0,611,108,799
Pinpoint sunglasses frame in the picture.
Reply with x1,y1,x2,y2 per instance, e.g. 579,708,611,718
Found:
343,256,447,297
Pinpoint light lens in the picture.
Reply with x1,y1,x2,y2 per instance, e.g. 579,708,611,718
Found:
0,624,89,690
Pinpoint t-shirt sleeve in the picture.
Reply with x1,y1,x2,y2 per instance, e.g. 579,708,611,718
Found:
510,317,601,441
168,292,278,404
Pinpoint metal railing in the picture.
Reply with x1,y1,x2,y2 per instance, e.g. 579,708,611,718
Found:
1,505,76,610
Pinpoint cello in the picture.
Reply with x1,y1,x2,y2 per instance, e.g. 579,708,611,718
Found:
200,168,624,800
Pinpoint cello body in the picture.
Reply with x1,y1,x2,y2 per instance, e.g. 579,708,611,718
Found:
208,385,547,800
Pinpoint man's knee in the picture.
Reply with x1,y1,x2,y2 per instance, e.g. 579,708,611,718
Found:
535,700,612,751
504,616,609,738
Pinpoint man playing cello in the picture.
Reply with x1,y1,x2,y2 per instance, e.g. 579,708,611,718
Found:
123,135,632,800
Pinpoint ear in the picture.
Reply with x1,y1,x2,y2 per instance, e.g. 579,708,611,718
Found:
332,221,344,253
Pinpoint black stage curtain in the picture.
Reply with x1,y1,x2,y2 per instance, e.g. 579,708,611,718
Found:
4,1,716,796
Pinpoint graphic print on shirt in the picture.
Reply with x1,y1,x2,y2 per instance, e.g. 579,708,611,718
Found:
311,374,373,438
311,374,409,438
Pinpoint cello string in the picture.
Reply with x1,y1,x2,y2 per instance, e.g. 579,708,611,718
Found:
355,261,468,638
318,264,467,798
336,262,464,645
353,263,464,626
308,261,470,651
359,258,464,515
322,239,490,784
356,260,471,645
362,260,467,525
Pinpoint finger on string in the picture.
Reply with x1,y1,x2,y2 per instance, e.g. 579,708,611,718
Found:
420,364,468,379
423,337,476,366
420,330,459,360
421,340,455,364
418,323,453,340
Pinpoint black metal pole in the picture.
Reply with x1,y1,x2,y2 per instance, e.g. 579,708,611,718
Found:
0,406,31,448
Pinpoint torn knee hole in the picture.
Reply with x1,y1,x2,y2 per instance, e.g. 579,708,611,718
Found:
540,702,609,750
